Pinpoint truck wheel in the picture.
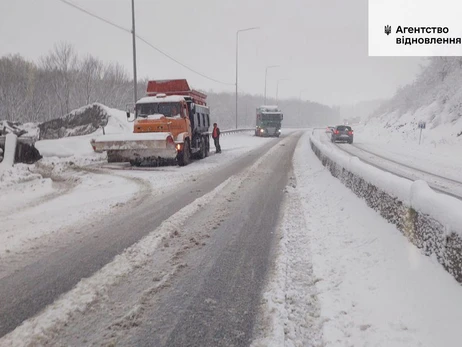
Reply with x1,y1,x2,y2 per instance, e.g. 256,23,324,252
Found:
205,137,210,157
198,137,206,159
178,140,190,166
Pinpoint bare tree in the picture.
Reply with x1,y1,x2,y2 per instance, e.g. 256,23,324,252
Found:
40,42,78,116
78,55,104,105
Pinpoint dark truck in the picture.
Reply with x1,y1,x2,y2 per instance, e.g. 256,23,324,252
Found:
255,105,283,137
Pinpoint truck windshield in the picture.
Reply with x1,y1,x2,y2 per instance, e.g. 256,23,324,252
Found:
260,114,282,124
136,102,182,118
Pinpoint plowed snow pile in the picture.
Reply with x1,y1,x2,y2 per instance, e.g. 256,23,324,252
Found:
0,103,130,189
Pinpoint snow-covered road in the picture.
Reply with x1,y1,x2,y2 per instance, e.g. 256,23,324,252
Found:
0,131,300,346
317,130,462,200
254,131,462,347
0,131,286,341
0,132,275,278
2,128,462,347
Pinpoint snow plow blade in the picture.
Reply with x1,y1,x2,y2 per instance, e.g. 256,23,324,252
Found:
90,133,177,165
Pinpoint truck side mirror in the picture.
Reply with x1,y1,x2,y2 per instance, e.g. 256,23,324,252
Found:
126,111,130,119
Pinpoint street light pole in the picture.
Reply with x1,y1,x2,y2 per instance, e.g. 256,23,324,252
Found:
264,65,279,104
235,27,259,129
276,78,289,103
131,0,138,105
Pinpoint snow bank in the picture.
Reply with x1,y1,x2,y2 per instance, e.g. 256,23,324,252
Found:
38,103,132,140
35,104,132,159
0,164,42,190
310,135,462,283
295,132,462,347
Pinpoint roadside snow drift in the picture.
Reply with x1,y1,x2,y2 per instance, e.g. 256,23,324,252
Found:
38,103,131,140
310,135,462,283
35,104,132,158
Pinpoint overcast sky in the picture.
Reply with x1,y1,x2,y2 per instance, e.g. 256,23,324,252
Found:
0,0,424,106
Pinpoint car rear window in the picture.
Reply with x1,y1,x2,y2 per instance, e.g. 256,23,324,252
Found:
337,126,352,131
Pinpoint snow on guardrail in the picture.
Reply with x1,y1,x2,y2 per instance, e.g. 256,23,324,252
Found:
310,135,462,283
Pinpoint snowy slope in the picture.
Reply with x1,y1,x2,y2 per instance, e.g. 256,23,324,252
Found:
363,57,462,146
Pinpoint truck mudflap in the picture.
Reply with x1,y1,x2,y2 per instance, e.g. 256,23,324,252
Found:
91,132,178,164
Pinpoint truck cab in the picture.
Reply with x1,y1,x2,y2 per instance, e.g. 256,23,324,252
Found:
256,105,283,137
130,79,211,165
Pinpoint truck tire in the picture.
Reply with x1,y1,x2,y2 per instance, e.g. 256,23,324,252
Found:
205,137,210,157
198,137,206,159
178,140,190,166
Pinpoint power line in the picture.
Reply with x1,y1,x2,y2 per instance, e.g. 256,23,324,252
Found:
136,35,234,86
59,0,130,33
58,0,234,86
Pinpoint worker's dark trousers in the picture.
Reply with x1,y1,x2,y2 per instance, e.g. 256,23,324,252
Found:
214,137,221,153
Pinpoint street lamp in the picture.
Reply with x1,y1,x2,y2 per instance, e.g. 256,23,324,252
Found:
264,65,280,104
236,27,259,129
276,78,289,103
131,0,138,105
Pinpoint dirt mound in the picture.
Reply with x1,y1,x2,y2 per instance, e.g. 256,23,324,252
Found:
38,104,109,140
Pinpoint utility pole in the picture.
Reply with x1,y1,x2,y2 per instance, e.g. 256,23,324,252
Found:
131,0,138,105
235,31,238,129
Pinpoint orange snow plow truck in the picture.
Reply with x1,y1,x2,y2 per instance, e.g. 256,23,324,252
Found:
91,79,210,166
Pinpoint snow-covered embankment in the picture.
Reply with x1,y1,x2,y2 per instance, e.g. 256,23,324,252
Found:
310,135,462,283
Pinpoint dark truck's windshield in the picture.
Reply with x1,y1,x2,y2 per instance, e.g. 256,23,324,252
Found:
136,102,182,118
260,113,282,125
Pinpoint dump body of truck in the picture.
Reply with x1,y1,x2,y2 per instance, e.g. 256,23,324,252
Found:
255,105,283,137
91,79,211,166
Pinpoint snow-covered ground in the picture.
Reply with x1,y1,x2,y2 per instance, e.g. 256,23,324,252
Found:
254,131,462,347
353,122,462,183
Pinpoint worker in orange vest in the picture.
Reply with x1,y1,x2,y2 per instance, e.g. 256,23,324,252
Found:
212,123,221,153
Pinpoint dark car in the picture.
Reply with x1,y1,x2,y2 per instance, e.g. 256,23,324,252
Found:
331,125,354,144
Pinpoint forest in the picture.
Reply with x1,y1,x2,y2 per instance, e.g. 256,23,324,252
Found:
0,43,339,129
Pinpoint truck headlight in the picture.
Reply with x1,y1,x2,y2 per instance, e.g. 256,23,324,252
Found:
260,129,264,133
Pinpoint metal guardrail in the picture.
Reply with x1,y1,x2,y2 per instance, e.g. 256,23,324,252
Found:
205,128,255,136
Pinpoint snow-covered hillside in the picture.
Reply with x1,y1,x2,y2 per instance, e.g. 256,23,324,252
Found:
364,57,462,146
